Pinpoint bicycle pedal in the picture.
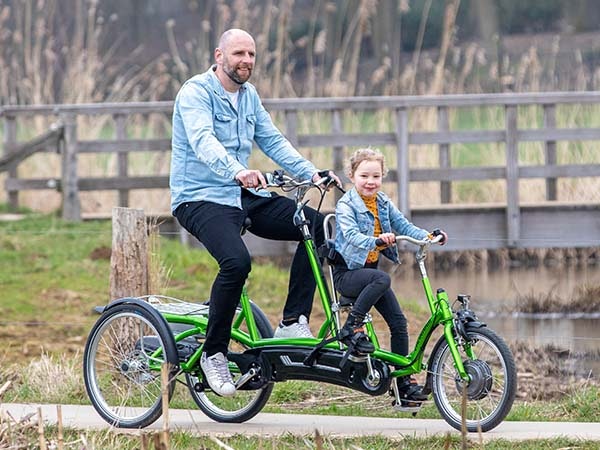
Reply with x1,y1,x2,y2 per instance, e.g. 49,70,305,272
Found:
393,400,424,414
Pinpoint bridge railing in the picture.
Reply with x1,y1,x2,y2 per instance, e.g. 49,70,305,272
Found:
2,92,600,248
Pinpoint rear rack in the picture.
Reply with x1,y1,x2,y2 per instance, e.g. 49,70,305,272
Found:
140,295,210,316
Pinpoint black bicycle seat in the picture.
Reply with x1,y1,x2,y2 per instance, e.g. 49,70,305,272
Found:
241,217,252,235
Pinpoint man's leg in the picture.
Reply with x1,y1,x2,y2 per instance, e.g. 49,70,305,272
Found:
242,191,324,320
174,201,250,356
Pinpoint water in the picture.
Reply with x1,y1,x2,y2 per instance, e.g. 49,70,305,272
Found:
391,262,600,354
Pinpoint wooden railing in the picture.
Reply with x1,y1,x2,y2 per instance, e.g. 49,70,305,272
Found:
2,92,600,249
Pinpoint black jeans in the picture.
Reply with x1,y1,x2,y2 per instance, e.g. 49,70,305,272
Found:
174,190,324,356
333,263,409,357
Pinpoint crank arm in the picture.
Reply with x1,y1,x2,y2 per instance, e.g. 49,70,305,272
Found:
235,367,258,389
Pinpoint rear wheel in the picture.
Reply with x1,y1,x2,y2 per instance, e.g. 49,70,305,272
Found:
83,301,179,428
429,326,516,432
186,302,274,423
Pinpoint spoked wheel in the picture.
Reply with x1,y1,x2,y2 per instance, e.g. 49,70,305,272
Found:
186,302,274,423
83,301,179,428
429,326,517,432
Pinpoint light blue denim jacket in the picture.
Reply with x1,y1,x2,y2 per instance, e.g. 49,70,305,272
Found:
170,66,317,212
335,187,428,269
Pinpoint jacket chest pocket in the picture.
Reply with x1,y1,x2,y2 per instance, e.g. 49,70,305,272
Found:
214,113,237,143
245,114,256,139
357,211,374,235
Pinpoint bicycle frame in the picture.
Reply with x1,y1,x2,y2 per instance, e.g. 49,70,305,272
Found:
85,171,516,432
152,176,469,383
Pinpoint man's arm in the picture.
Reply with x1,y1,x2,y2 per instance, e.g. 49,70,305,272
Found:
177,82,245,180
251,97,318,180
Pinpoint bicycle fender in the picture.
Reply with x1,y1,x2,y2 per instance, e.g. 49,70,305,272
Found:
455,308,486,342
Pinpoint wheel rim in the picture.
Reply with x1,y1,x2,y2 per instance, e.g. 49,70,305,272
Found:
434,332,510,428
186,371,269,419
85,311,169,425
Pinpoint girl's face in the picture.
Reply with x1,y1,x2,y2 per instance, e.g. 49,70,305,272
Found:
350,159,383,198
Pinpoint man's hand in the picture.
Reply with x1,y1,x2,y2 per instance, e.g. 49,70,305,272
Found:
312,170,342,189
235,169,267,189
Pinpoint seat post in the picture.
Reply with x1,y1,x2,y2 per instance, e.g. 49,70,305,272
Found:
323,214,344,343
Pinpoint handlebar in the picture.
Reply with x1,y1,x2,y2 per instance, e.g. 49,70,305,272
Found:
261,169,342,192
375,234,443,248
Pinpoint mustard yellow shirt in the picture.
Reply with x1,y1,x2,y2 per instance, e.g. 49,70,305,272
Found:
360,194,382,264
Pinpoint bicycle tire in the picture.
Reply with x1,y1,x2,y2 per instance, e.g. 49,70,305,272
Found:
429,326,517,432
186,302,274,423
83,300,179,428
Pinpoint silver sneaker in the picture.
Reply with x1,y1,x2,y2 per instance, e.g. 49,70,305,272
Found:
273,315,314,338
200,352,236,397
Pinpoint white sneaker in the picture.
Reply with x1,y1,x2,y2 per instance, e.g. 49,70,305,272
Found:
273,315,314,338
200,352,236,397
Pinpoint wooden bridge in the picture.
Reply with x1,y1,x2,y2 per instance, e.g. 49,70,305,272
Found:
2,92,600,251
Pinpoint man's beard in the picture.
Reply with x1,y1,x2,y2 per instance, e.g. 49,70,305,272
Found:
224,64,252,85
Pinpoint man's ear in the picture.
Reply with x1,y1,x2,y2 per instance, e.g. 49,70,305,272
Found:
215,48,223,64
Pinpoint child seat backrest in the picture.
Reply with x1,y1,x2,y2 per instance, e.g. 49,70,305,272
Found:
320,214,337,264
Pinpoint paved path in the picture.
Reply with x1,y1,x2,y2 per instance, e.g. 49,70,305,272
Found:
2,403,600,442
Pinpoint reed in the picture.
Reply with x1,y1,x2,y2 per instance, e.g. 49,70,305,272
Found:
2,1,600,214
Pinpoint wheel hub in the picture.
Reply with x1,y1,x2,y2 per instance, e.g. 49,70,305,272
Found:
455,359,493,400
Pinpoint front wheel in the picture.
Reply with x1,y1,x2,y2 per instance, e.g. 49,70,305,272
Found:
429,326,516,432
83,300,179,428
186,302,275,423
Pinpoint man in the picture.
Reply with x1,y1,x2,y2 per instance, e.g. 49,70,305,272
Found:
170,29,339,397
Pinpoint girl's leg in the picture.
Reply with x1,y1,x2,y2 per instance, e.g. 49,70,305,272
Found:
333,268,391,316
333,268,392,354
374,289,428,402
373,289,408,356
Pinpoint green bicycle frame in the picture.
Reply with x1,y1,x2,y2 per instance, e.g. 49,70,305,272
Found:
150,180,469,383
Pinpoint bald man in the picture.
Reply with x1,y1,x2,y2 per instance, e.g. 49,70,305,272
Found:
170,29,338,396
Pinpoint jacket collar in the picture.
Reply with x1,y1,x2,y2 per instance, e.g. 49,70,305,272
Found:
348,187,383,213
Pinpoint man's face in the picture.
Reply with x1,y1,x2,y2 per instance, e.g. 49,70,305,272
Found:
216,33,256,85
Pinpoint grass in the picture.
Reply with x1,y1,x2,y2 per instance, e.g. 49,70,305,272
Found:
5,425,600,450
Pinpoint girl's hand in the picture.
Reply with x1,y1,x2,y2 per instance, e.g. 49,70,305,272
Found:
376,232,396,247
428,228,448,245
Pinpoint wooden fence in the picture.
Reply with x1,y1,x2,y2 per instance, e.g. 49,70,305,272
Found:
2,91,600,250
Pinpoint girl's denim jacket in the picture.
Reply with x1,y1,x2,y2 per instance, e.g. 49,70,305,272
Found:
335,187,428,270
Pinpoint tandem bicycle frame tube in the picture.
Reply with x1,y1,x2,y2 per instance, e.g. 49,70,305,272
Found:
436,289,469,381
420,269,469,381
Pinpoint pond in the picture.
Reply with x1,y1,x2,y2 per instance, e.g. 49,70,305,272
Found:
391,262,600,375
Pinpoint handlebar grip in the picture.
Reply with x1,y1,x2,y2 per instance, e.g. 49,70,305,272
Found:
375,238,384,246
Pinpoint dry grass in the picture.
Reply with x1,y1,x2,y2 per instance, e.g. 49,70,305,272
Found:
517,284,600,314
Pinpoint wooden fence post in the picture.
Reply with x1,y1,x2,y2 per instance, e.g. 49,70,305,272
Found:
438,105,452,203
543,104,557,201
505,105,520,247
332,109,344,203
3,114,18,210
395,108,411,218
114,113,129,207
110,207,148,300
61,112,81,221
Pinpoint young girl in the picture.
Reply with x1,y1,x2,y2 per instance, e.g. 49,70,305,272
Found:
333,147,447,403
